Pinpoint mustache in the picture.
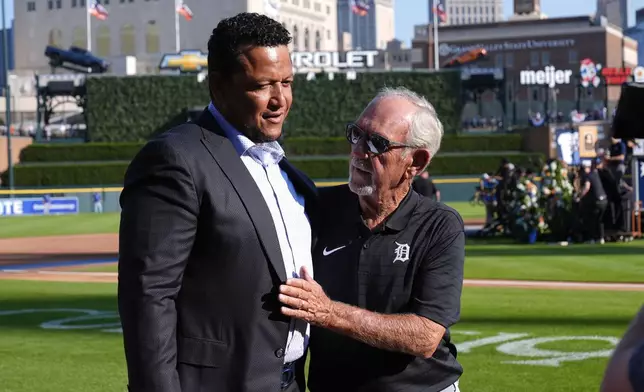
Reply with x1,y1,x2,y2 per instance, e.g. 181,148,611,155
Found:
351,158,372,172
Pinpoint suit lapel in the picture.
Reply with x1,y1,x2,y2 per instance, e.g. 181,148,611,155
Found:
195,109,288,282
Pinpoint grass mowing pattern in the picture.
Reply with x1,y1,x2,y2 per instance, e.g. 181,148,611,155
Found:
66,241,644,284
0,281,640,392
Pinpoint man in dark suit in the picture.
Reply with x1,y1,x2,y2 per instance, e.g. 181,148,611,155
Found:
117,13,316,392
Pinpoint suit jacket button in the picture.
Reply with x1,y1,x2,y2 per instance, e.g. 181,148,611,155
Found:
275,348,285,358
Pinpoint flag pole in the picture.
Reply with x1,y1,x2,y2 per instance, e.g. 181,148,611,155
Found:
86,1,92,51
348,1,353,50
175,0,181,52
433,0,439,70
2,0,13,191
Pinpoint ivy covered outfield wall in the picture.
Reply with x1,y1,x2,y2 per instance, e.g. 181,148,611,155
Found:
84,70,463,142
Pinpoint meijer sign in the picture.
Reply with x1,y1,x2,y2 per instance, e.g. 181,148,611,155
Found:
520,66,573,88
291,50,379,70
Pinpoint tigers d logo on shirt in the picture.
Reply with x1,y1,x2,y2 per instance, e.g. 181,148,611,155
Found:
393,242,410,263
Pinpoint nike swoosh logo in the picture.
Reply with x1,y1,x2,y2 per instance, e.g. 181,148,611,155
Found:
322,245,346,256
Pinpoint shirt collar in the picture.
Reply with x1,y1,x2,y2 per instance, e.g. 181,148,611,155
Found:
350,187,418,233
380,188,419,232
207,102,285,165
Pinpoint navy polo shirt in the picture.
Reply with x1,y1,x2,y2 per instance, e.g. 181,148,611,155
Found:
308,185,465,392
609,141,626,164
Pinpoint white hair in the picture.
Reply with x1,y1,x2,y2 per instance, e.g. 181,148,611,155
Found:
374,86,444,158
348,87,444,196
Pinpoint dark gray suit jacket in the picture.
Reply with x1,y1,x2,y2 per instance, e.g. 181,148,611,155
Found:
117,108,317,392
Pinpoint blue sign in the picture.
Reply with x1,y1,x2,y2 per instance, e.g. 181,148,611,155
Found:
0,197,79,216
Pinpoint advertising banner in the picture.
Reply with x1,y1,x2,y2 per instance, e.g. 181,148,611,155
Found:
0,197,79,217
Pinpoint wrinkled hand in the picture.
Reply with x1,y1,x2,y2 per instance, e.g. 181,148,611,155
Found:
279,266,334,328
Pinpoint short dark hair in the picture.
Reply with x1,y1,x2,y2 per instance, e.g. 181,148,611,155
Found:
207,12,292,76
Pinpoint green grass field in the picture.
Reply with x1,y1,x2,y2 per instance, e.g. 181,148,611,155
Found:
0,213,121,238
1,208,642,391
70,241,644,283
0,202,484,239
0,280,639,392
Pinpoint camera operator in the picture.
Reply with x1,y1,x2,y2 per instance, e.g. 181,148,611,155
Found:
577,160,608,244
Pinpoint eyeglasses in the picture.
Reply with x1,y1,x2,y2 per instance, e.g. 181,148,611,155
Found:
345,122,412,155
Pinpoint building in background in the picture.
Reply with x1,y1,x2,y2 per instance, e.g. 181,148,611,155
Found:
626,7,644,64
596,0,628,30
337,0,394,50
412,16,638,125
508,0,546,21
13,0,338,75
429,0,503,26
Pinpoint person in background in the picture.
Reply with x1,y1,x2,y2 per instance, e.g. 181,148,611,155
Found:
412,170,440,201
624,138,638,174
606,137,626,181
92,192,103,213
494,159,515,228
577,160,608,244
601,305,644,392
42,194,51,215
480,173,498,227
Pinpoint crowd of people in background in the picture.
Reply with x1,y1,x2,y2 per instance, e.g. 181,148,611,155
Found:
470,137,638,243
528,107,611,127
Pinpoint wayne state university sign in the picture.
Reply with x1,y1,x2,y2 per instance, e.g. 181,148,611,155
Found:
439,39,575,57
520,66,573,88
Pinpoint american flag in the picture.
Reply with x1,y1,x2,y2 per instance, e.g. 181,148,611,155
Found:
88,1,108,20
176,2,193,21
351,0,372,16
433,2,447,23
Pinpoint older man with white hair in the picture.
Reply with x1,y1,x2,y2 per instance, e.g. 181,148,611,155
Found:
278,87,465,392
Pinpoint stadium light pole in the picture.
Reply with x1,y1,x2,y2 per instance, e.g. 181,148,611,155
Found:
1,0,13,191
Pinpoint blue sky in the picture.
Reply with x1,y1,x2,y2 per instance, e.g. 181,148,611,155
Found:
2,0,11,28
3,0,644,40
395,0,644,45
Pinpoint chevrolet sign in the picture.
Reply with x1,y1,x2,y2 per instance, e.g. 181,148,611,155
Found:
159,50,208,73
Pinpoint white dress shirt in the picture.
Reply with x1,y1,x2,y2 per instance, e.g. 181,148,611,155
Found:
208,102,313,364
